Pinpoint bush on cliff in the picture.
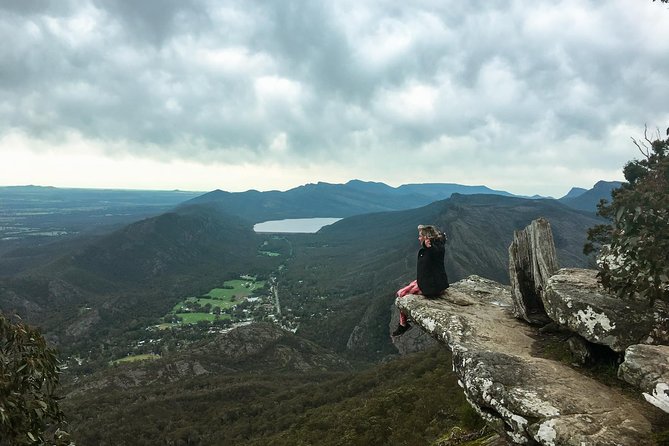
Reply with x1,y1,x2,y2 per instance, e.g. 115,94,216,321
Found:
585,126,669,303
0,313,73,445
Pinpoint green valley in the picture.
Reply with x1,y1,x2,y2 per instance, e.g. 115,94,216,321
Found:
0,189,613,446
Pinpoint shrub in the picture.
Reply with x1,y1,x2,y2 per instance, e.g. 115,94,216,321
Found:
0,313,74,445
585,126,669,303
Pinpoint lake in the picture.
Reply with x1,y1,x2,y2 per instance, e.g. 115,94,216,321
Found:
253,217,342,233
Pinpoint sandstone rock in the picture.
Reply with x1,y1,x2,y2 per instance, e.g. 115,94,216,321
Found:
389,305,438,355
508,218,558,325
619,344,669,414
433,426,509,446
567,336,591,366
538,322,560,334
543,268,668,352
397,275,656,445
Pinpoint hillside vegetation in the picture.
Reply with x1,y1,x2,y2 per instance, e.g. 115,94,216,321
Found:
278,194,603,358
0,188,610,445
62,329,482,446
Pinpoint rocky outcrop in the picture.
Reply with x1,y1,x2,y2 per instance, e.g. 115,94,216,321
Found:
514,218,669,417
65,308,100,338
396,276,659,445
67,358,210,398
508,218,558,325
543,268,669,352
566,335,591,365
67,323,351,398
388,305,438,355
619,344,669,414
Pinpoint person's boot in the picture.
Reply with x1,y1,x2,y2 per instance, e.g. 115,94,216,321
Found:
391,323,411,337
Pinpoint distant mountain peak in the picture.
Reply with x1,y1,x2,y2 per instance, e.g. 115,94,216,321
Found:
593,180,623,188
560,187,588,200
559,180,623,212
345,179,390,187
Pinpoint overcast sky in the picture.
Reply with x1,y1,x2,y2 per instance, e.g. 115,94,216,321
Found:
1,0,668,197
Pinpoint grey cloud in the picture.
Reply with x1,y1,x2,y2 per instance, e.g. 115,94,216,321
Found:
1,0,668,177
0,0,77,16
92,0,210,47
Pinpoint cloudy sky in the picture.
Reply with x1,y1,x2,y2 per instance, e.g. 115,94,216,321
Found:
1,0,668,197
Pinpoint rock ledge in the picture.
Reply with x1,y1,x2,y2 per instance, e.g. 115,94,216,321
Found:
397,275,659,445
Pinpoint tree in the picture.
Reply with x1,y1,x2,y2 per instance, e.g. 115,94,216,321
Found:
0,313,74,445
585,126,669,303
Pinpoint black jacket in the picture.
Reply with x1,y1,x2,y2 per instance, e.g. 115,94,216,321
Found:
416,239,449,296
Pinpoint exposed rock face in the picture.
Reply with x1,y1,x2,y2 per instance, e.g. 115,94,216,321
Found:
389,305,438,355
347,298,408,355
68,358,210,398
397,275,656,445
543,268,669,352
48,279,85,304
205,323,350,372
67,323,351,398
566,336,591,366
508,218,558,325
619,344,669,414
0,288,43,318
65,308,100,338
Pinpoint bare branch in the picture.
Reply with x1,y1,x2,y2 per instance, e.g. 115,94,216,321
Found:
631,137,651,159
644,124,653,146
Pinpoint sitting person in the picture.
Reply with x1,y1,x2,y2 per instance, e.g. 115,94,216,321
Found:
392,224,449,336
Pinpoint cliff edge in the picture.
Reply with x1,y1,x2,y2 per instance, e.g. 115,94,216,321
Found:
395,219,668,445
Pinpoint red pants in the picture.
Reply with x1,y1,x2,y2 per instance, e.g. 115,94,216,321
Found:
396,280,422,326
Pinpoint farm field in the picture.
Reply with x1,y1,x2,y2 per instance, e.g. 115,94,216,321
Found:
174,312,230,324
172,297,235,312
166,277,267,325
206,279,266,298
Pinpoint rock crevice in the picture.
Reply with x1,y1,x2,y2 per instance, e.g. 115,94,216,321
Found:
508,217,558,325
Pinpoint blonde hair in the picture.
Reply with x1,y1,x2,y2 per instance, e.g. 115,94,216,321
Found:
418,224,445,241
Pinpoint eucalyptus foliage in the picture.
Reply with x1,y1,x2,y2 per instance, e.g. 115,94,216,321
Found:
585,127,669,303
0,313,74,445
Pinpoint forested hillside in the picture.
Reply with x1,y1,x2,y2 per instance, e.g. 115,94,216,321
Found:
62,336,482,446
1,191,605,445
277,194,603,358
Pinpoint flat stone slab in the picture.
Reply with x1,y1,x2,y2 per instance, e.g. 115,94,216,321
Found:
543,268,667,352
397,275,656,445
619,344,669,414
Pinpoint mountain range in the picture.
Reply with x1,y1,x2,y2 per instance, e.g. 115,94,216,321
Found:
184,178,619,223
186,180,516,223
0,179,618,445
557,180,623,211
280,193,603,357
0,181,613,352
